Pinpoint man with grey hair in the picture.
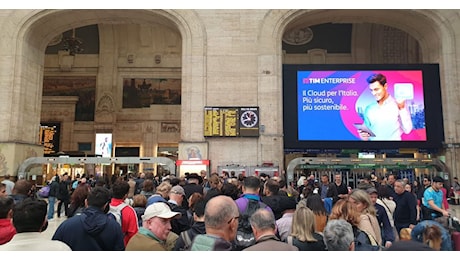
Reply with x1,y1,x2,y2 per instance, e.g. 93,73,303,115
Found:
243,208,298,251
393,179,417,234
323,219,355,251
191,195,239,251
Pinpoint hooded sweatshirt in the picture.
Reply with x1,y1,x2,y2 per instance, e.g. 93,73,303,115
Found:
52,206,125,251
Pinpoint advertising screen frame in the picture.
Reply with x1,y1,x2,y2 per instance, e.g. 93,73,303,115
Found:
95,133,113,157
282,63,444,150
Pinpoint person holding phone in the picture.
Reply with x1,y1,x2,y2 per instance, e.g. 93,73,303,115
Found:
358,73,413,141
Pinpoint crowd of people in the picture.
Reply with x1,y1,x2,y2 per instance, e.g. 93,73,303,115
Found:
0,170,459,251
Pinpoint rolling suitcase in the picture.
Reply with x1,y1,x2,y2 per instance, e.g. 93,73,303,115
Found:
452,231,460,250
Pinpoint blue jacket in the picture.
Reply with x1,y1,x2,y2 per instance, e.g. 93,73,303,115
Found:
146,194,168,207
52,206,125,251
411,220,452,251
374,203,395,243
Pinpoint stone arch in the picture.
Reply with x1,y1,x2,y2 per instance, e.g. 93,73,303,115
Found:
257,9,458,167
260,9,457,66
2,9,207,144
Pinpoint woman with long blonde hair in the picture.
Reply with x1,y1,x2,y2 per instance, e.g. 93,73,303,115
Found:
288,206,326,251
348,189,382,246
329,199,380,251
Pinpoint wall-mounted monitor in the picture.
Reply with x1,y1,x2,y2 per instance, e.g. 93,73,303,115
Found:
95,133,112,157
283,64,444,150
40,122,61,155
204,107,259,137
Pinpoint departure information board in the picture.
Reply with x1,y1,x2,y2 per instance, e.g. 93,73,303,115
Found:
204,107,259,137
39,122,60,155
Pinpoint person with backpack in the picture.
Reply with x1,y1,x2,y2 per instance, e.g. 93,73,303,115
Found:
167,185,191,235
173,198,206,250
109,180,139,246
51,187,124,250
0,197,16,245
233,176,273,250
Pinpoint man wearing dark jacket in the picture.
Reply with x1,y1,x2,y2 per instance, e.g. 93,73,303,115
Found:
9,180,33,205
393,179,417,235
261,179,283,220
173,199,206,250
52,187,125,250
183,173,204,199
47,175,60,221
168,185,191,235
367,187,395,248
318,174,339,201
57,173,71,218
331,172,349,204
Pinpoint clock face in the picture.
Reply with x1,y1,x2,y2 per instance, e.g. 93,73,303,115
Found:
240,110,258,128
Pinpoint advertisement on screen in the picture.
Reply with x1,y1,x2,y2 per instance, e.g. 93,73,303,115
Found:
297,70,426,142
95,133,112,157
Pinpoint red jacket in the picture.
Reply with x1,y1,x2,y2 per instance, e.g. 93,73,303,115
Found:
110,198,139,246
0,218,16,245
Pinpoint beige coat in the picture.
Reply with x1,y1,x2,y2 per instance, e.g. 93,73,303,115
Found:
358,213,383,246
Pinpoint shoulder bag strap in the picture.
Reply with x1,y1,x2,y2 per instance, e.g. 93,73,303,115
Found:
366,215,380,246
380,199,393,215
180,230,192,249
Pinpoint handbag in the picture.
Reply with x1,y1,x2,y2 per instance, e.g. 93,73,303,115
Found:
38,185,50,198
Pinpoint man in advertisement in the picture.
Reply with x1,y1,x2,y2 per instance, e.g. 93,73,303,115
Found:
98,136,112,157
358,73,413,141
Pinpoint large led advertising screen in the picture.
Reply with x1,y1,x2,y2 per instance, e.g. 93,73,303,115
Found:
283,64,444,150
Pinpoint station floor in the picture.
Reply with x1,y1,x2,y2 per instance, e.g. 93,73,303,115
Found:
41,201,460,240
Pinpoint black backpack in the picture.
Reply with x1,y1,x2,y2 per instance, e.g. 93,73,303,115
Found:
234,199,266,250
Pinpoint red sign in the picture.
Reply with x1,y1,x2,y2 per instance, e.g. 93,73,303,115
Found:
176,160,210,166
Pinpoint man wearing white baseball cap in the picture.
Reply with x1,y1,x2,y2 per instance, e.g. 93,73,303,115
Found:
126,202,181,251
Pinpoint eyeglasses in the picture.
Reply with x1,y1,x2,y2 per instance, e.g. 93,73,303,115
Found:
227,216,239,224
